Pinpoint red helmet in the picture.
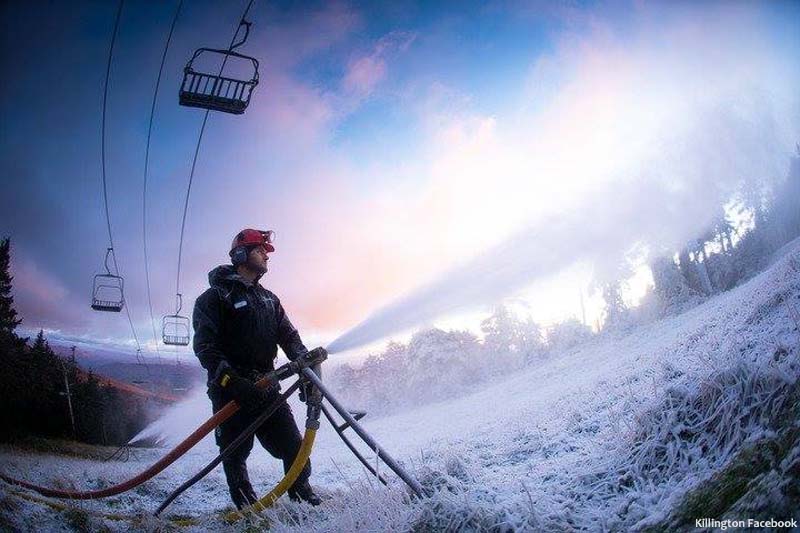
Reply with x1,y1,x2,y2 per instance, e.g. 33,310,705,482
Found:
230,229,275,263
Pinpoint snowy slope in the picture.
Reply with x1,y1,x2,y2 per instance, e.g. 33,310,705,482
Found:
1,241,798,532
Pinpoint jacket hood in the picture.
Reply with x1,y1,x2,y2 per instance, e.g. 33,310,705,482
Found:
208,264,262,289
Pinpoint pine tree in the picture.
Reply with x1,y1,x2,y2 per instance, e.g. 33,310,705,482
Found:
601,281,628,330
0,238,22,336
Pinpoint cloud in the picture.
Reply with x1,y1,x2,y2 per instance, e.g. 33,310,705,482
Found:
260,2,363,70
342,31,417,98
10,247,80,332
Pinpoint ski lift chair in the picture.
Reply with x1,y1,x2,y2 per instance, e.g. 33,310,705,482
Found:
179,48,258,114
91,248,124,312
162,294,190,346
179,20,259,115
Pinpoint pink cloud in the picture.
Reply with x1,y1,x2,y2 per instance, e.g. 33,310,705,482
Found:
260,2,363,71
254,73,336,145
342,31,416,98
12,252,69,306
343,55,387,96
9,249,84,332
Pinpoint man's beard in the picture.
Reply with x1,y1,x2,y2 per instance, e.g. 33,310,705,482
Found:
248,258,268,275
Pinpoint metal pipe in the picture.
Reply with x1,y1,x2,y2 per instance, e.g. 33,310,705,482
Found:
320,403,388,486
300,367,424,497
58,354,76,440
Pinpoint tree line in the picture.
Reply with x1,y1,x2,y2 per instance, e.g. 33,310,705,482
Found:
609,146,800,326
0,238,154,446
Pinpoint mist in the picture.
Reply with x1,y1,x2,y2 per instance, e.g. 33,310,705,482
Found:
328,3,800,353
129,385,214,449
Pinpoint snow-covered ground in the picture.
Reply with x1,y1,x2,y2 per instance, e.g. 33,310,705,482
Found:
2,240,799,532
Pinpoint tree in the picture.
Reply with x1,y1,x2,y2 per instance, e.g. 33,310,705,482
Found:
601,281,628,331
481,306,518,354
517,317,546,363
650,255,703,316
406,328,481,395
765,146,800,248
546,319,593,353
0,238,22,337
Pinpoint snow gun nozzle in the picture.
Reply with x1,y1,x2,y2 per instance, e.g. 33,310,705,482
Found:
299,347,328,368
272,347,328,381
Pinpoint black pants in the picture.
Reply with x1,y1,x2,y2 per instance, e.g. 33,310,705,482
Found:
210,389,311,508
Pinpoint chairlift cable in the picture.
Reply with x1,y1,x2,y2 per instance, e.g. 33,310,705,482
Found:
100,0,124,254
142,0,185,362
107,249,148,374
97,0,148,371
173,0,258,306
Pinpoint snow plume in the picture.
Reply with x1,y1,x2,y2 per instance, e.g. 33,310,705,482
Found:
327,115,788,353
327,3,799,353
129,386,213,449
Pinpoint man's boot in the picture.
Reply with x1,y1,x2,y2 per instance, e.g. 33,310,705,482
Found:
230,481,258,510
288,481,322,506
223,461,258,510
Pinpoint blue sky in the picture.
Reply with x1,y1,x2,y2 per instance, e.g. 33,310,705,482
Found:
1,0,799,357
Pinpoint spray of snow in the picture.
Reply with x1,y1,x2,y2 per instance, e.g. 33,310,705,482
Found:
327,5,799,354
327,122,789,353
129,385,214,449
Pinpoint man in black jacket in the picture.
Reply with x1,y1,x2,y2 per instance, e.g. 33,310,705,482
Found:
192,228,322,509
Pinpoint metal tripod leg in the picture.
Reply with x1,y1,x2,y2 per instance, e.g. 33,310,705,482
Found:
320,403,388,486
300,367,424,497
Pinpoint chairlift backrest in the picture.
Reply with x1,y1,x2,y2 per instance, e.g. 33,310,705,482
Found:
92,248,124,312
91,273,124,312
179,48,259,115
162,313,191,346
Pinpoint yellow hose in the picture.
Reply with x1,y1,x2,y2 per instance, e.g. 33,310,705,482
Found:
224,427,317,523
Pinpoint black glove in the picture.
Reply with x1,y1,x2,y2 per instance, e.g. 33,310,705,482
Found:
297,346,326,403
216,365,277,413
306,346,328,365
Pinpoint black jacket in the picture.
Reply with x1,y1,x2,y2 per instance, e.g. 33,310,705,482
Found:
193,265,309,382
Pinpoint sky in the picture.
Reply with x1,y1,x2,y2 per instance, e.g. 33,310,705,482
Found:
1,0,799,360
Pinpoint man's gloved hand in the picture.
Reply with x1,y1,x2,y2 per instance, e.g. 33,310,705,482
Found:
305,346,328,365
297,346,326,402
215,364,278,413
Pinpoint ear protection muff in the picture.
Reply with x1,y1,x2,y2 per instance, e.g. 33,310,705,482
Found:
230,245,249,266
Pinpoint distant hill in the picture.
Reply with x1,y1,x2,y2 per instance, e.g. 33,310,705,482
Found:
45,338,205,400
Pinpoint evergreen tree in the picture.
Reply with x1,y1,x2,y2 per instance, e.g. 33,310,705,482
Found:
766,146,800,247
546,318,593,352
601,281,628,330
0,238,22,338
26,330,67,436
650,255,703,315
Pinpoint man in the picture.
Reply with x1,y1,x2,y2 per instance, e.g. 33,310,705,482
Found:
192,228,322,509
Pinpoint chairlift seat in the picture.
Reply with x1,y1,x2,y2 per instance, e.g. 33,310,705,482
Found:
162,314,191,346
91,274,124,312
179,48,259,115
92,299,124,312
